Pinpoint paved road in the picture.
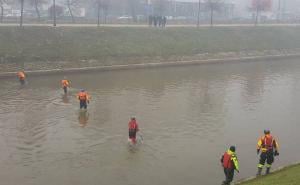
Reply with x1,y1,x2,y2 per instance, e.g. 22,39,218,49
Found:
0,23,300,28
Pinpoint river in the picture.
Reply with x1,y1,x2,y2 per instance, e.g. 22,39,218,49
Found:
1,58,300,185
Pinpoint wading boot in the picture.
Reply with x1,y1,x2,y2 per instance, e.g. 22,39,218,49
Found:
256,168,262,176
221,181,229,185
266,167,271,175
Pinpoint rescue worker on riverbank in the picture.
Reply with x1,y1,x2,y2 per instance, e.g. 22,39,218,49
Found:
61,77,70,94
17,71,26,85
128,117,139,144
77,89,90,109
221,146,239,185
257,129,279,176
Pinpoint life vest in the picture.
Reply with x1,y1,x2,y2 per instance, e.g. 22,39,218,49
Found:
18,72,25,79
223,150,234,169
258,134,278,152
61,80,69,87
78,92,88,101
128,120,138,132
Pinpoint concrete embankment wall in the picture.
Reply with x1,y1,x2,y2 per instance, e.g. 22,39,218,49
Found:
1,54,300,78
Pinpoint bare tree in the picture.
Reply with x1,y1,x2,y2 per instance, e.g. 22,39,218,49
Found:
53,0,56,26
128,0,137,22
29,0,47,21
197,0,201,27
250,0,272,25
89,0,102,26
102,0,109,24
205,0,222,27
277,0,281,22
96,0,100,26
65,0,82,23
0,0,6,23
20,0,24,26
93,0,109,26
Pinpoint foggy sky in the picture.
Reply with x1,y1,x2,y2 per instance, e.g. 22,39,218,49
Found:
178,0,300,13
20,0,300,17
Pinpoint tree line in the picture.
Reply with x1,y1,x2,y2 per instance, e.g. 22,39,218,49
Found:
0,0,273,27
0,0,113,26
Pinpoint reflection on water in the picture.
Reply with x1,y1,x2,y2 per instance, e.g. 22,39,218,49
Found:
78,110,89,127
1,58,300,185
62,94,70,104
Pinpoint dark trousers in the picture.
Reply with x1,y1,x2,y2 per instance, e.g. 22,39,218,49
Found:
129,129,137,139
223,168,234,185
20,79,25,85
80,100,87,109
259,150,274,167
63,86,67,94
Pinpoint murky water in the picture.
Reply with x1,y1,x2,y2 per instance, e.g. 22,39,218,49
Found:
1,58,300,185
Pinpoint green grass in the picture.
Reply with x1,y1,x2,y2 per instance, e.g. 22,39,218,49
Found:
239,164,300,185
1,26,300,63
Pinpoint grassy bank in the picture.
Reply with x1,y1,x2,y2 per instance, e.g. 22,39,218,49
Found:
239,164,300,185
1,26,300,72
1,26,300,62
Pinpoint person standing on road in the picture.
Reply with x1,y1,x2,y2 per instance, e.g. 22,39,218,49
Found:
256,129,279,176
162,16,167,28
149,15,153,27
221,146,239,185
154,16,158,27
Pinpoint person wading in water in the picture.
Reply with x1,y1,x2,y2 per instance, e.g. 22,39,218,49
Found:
61,77,70,94
128,117,139,144
77,89,90,109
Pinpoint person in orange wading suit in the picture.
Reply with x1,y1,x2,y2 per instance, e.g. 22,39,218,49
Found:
77,89,90,109
256,129,279,176
128,117,139,144
17,71,26,85
61,77,70,94
220,146,239,185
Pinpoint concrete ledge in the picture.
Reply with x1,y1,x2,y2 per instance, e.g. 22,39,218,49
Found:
1,53,300,78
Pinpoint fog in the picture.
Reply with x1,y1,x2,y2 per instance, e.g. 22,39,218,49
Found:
1,0,300,25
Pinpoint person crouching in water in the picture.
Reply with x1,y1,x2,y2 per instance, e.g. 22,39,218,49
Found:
221,146,239,185
61,77,70,94
17,71,26,85
128,117,139,144
77,89,90,109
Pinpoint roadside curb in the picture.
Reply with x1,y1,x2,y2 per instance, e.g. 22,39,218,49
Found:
1,53,300,78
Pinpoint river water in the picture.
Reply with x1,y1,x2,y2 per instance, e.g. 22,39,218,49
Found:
1,58,300,185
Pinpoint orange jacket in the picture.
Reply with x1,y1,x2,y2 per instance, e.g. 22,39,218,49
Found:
77,92,90,101
61,80,70,87
128,119,139,131
17,71,25,80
